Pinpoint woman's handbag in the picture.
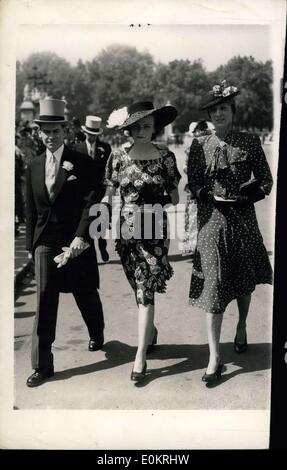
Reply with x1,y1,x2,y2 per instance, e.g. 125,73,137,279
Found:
239,178,265,203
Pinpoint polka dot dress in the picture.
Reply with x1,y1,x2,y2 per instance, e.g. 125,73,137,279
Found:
187,131,273,314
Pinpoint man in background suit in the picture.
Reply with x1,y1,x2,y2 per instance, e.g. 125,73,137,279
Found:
26,99,105,387
75,116,111,262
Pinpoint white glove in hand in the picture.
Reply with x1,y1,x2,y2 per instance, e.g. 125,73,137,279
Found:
53,241,90,268
69,236,88,258
54,247,71,268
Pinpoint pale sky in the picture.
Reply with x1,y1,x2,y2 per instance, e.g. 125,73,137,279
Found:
17,24,271,71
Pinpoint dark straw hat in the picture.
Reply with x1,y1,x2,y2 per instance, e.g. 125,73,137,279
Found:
200,80,240,111
107,101,177,130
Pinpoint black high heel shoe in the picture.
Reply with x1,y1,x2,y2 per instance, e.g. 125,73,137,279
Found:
131,362,147,382
147,327,158,354
202,362,223,383
234,333,248,353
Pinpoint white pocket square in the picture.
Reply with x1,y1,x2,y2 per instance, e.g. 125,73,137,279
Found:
67,175,77,181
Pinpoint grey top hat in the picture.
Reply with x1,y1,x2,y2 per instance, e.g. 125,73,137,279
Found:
81,116,103,135
34,98,68,124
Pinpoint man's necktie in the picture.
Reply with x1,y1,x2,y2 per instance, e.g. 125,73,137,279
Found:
89,146,95,159
46,153,57,198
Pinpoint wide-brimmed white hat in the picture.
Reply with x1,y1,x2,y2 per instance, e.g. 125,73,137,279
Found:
34,98,68,124
81,116,103,135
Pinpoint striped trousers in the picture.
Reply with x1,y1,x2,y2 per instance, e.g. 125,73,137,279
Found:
31,245,104,371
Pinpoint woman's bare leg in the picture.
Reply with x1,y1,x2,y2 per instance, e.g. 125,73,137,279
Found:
236,294,251,343
133,303,155,372
206,312,224,374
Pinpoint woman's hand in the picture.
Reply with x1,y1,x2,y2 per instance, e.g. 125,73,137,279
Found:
246,187,265,203
197,188,213,203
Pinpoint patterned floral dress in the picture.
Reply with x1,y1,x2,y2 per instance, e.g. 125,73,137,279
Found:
187,131,273,314
105,143,181,306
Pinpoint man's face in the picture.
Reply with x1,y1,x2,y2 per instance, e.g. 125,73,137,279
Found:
40,123,66,152
85,133,97,144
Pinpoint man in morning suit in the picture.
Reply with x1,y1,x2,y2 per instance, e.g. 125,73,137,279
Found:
26,99,105,387
75,115,111,262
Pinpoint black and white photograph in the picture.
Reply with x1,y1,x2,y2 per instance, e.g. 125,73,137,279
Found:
0,0,286,451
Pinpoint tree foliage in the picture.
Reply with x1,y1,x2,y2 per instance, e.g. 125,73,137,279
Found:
67,59,92,121
88,44,156,121
154,59,210,132
21,52,72,99
16,48,273,132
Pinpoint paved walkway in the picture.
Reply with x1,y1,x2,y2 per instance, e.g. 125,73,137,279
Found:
14,212,273,410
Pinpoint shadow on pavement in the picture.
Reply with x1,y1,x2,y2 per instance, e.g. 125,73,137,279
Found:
49,341,137,382
48,340,271,386
169,254,194,263
15,278,36,300
136,341,272,388
14,311,35,319
17,289,36,297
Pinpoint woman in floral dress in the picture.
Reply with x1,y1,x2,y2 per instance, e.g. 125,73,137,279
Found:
187,81,273,383
105,101,181,381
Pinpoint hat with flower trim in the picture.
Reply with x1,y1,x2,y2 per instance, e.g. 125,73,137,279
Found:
106,101,177,131
200,80,240,110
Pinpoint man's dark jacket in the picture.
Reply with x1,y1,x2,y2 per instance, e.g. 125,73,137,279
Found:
75,139,111,183
26,146,105,292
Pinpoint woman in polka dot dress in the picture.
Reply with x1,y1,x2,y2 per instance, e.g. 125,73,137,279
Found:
187,81,273,383
105,102,181,381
